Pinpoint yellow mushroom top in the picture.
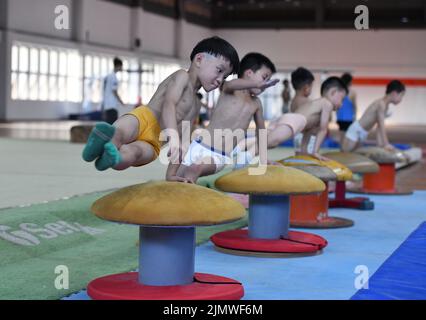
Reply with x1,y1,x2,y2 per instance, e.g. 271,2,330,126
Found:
279,155,353,181
355,147,404,164
91,181,246,226
322,152,379,174
215,165,325,195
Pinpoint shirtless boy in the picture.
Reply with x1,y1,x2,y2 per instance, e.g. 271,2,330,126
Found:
290,67,315,112
173,52,306,182
289,67,315,151
81,37,239,182
295,77,348,160
341,80,405,152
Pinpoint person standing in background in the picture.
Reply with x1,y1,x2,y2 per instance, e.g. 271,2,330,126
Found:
336,73,357,144
289,67,314,151
102,57,124,124
281,79,291,114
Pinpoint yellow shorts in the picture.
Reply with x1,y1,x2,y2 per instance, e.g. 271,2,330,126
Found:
126,105,162,159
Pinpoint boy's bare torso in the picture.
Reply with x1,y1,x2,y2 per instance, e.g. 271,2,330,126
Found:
290,95,310,112
295,98,331,134
358,98,387,131
147,70,200,134
201,91,261,153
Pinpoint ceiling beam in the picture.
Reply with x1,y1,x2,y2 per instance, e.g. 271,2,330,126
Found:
315,0,324,28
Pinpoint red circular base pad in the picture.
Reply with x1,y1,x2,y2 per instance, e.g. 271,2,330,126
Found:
87,272,244,300
291,216,354,229
210,229,327,253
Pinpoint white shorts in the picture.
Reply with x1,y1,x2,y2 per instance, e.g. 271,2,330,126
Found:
182,139,252,173
345,121,368,143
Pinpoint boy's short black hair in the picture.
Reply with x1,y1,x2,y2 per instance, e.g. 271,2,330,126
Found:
386,80,405,94
113,57,123,68
341,73,353,87
291,67,314,90
238,52,276,78
321,76,348,96
190,36,240,75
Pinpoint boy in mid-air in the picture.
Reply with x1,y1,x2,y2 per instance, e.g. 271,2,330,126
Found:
295,77,348,160
173,52,306,183
341,80,405,152
81,37,239,182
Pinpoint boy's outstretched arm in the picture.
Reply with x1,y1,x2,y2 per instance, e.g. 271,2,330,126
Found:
300,132,311,154
254,101,267,164
311,105,333,159
376,105,393,150
222,78,279,94
162,71,189,163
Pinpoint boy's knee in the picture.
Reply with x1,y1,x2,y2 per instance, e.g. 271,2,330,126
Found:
113,115,140,142
112,126,126,145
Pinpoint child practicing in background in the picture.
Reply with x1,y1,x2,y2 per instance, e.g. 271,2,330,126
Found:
289,67,315,152
295,77,348,160
81,37,239,183
336,73,357,144
173,52,306,183
290,67,315,113
341,80,405,153
281,79,291,114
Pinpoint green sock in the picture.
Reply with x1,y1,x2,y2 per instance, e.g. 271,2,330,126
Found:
82,122,115,162
95,142,122,171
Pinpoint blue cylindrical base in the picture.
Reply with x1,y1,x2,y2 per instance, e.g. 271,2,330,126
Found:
139,226,195,286
248,194,290,239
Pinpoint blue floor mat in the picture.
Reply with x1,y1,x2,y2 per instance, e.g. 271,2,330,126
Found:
64,191,426,300
351,221,426,300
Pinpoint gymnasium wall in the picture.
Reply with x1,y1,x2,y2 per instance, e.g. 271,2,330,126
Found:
1,0,425,125
8,0,74,40
216,29,426,125
1,0,211,120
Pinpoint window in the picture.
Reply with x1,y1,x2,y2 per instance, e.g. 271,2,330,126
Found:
140,61,180,105
10,42,183,110
10,42,82,103
83,53,141,107
257,72,291,120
